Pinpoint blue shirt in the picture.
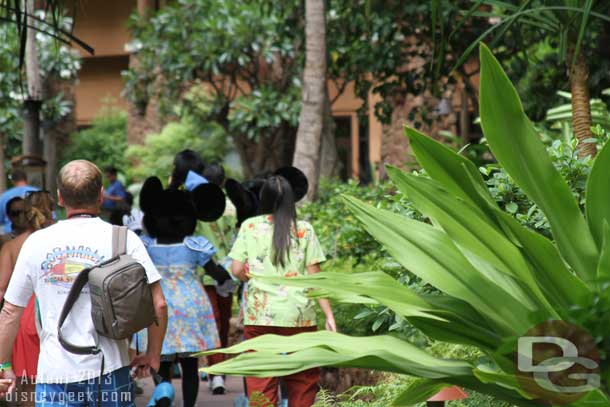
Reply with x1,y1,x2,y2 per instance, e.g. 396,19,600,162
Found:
0,185,38,233
103,180,127,210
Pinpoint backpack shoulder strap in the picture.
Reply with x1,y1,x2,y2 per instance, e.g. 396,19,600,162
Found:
112,225,128,257
57,266,100,355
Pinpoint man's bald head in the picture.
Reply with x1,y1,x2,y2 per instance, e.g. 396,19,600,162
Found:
57,160,103,209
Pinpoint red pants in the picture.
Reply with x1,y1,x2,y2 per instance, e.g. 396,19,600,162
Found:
244,325,319,407
206,285,233,369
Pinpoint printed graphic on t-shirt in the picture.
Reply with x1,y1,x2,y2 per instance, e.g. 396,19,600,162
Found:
40,246,105,288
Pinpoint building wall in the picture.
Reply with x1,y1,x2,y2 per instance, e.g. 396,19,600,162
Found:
70,0,135,126
74,56,129,125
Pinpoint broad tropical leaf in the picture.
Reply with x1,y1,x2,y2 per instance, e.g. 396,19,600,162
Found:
404,128,590,310
344,195,533,335
392,379,450,406
586,140,610,249
199,331,473,378
386,167,557,317
479,43,598,283
406,127,490,210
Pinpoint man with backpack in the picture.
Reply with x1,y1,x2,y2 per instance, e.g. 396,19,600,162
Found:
0,160,168,407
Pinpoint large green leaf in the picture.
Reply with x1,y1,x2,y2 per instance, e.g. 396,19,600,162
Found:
402,128,590,310
392,379,450,406
252,271,443,322
597,222,610,283
386,167,557,318
478,43,598,283
406,127,490,210
344,195,533,335
586,139,610,249
199,331,474,378
254,271,502,349
492,208,591,311
411,294,501,349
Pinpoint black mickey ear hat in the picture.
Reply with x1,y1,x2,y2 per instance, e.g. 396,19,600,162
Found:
275,166,308,202
225,179,258,227
141,177,198,239
190,183,226,222
141,175,226,223
140,176,164,215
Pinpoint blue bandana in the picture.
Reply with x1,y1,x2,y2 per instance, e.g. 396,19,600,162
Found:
185,170,209,191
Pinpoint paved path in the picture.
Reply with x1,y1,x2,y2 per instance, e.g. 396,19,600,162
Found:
137,376,244,407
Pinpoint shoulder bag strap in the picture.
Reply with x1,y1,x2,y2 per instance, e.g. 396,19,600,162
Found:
57,266,100,355
112,225,128,257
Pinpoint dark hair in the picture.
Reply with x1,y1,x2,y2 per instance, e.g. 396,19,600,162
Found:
169,150,205,190
11,169,27,183
104,166,118,176
258,175,296,267
203,162,225,186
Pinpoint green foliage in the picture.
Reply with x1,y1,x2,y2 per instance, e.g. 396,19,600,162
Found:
0,11,80,158
60,107,127,172
202,45,610,406
124,0,303,175
125,117,227,182
300,180,423,264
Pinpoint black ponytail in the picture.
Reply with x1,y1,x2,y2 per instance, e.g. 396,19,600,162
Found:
259,175,297,267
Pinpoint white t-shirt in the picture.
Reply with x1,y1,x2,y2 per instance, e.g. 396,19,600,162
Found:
4,217,161,384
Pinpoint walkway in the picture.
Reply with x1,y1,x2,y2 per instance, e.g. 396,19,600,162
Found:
137,376,244,407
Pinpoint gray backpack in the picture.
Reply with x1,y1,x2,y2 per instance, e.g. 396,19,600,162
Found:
58,225,156,356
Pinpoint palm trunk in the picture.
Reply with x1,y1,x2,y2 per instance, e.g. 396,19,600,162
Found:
23,0,43,157
292,0,326,201
568,48,596,158
319,87,339,179
0,133,6,193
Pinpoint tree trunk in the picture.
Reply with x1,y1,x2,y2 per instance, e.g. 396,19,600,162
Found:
568,48,596,158
292,0,326,201
459,85,471,145
0,133,6,193
319,87,339,179
43,127,57,194
23,0,43,157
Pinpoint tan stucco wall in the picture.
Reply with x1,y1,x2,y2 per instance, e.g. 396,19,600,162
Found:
74,56,129,125
71,0,136,57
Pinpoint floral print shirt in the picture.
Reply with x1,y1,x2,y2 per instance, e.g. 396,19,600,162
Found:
229,215,326,327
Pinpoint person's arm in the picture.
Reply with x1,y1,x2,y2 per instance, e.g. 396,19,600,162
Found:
126,231,167,377
130,282,167,378
0,302,25,397
104,195,125,202
306,263,336,332
231,259,249,282
203,261,231,284
0,243,14,304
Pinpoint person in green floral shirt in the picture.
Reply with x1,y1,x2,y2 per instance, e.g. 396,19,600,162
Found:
229,175,336,407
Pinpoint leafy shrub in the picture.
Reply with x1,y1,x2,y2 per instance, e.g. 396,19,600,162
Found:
300,179,423,265
60,107,127,172
125,117,227,182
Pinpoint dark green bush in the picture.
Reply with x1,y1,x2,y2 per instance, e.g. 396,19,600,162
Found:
60,107,128,173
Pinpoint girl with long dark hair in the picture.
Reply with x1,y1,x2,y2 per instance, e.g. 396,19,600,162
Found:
229,175,336,407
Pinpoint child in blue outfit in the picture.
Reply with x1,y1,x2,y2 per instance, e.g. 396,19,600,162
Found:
135,175,230,407
140,235,220,357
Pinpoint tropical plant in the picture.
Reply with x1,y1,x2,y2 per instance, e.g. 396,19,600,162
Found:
199,44,610,406
445,0,610,158
546,90,610,142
